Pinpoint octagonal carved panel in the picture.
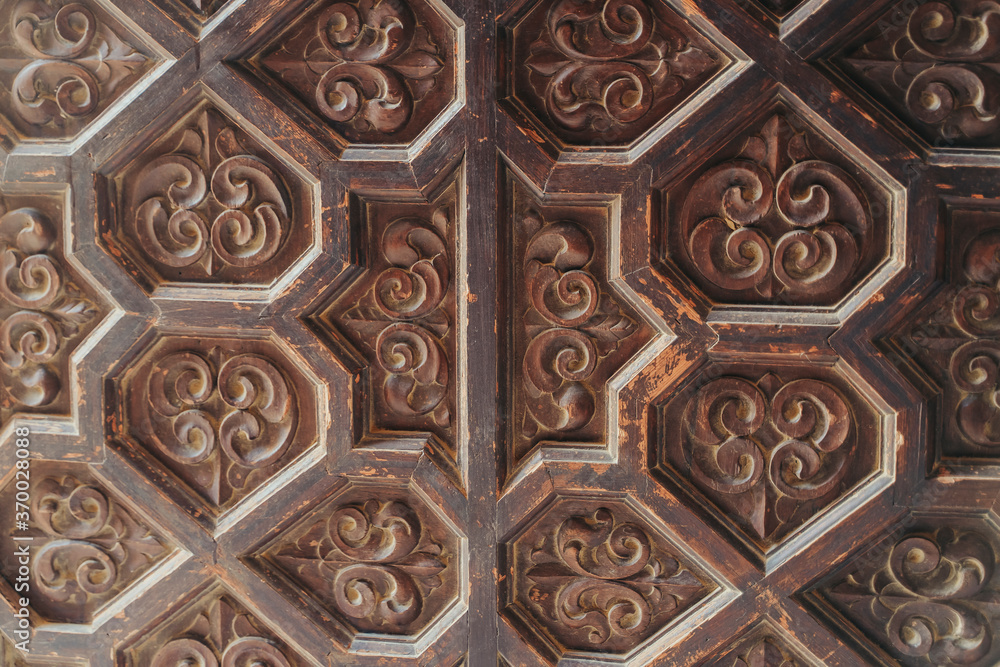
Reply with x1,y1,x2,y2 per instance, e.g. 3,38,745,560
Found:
502,494,726,664
0,189,105,427
118,583,309,666
109,330,322,533
251,479,465,653
501,0,733,152
101,91,317,296
659,100,898,317
0,0,160,149
0,463,180,627
243,0,463,148
805,513,1000,667
830,0,1000,149
653,358,887,566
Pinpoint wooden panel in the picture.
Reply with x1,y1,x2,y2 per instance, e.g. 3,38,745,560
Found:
0,0,998,666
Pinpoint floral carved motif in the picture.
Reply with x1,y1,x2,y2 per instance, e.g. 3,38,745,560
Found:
0,0,155,144
109,100,313,290
256,483,461,640
506,497,715,656
319,181,458,484
121,589,304,666
0,193,101,423
656,363,881,554
838,0,1000,147
253,0,456,144
509,188,653,471
117,334,318,525
510,0,726,146
0,468,175,624
666,111,889,306
817,523,1000,666
897,205,1000,466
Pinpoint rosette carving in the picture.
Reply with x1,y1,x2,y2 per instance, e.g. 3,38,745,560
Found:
258,484,460,639
673,113,878,305
0,0,154,143
821,525,1000,666
255,0,455,143
120,334,318,524
0,195,100,422
657,364,881,554
515,210,648,459
125,592,303,666
0,469,174,624
322,187,458,483
507,498,714,656
838,0,1000,146
514,0,725,145
120,106,295,284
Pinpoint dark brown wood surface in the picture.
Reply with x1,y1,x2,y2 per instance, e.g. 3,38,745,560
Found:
0,0,998,665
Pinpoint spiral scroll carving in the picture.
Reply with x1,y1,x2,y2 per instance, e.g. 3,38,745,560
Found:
257,0,450,143
840,0,1000,146
519,212,640,440
122,106,295,283
0,0,153,142
3,472,173,624
517,0,724,144
0,197,99,418
675,113,875,305
137,594,302,666
262,487,457,638
823,525,1000,666
512,499,712,655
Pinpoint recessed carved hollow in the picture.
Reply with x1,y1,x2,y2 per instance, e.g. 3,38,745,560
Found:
151,0,232,35
832,0,1000,148
0,190,104,426
0,463,177,625
660,106,893,309
808,515,1000,667
506,178,654,475
705,619,820,667
892,203,1000,470
253,480,463,646
119,584,307,666
246,0,460,146
504,0,729,148
112,331,320,529
103,95,315,293
316,174,461,486
0,0,158,147
503,495,718,660
654,360,883,558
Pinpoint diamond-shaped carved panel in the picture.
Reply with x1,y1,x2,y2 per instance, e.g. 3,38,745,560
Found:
653,359,887,564
0,189,105,426
831,0,1000,149
118,583,309,666
806,514,1000,667
0,463,179,626
503,494,722,663
109,330,322,532
659,101,898,314
502,0,731,150
314,171,462,487
0,0,159,148
101,92,316,295
890,201,1000,472
244,0,462,147
252,479,465,652
151,0,233,36
506,174,655,479
705,619,822,666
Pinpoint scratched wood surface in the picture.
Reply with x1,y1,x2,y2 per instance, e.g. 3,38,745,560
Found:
0,0,998,665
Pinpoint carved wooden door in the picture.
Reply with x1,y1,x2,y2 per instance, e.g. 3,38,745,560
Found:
1,0,999,665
